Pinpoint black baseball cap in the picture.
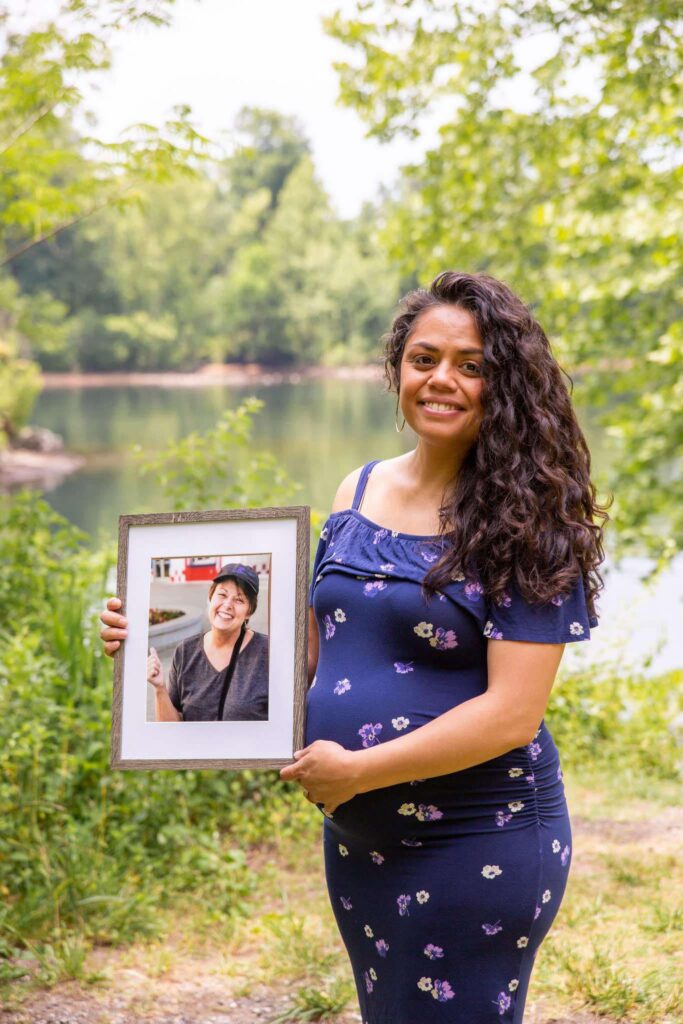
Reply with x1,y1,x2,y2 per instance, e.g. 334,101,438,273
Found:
213,562,259,598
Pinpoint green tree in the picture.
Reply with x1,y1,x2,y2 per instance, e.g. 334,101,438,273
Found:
0,1,210,394
324,0,683,570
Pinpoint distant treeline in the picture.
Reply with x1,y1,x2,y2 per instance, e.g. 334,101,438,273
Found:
9,108,403,372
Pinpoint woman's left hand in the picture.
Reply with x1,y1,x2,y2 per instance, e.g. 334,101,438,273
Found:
279,740,361,815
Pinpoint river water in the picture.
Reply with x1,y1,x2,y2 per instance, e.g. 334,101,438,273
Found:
31,378,683,677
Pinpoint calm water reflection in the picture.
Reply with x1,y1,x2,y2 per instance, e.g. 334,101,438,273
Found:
31,379,682,674
33,378,613,538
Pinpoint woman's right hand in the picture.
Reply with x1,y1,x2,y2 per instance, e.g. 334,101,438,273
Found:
147,646,165,689
99,596,128,657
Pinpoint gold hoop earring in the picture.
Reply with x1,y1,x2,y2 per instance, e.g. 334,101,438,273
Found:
395,394,405,433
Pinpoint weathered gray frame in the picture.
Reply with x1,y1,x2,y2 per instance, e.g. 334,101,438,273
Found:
111,505,310,770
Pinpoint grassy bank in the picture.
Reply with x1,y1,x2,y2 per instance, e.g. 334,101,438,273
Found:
2,766,680,1023
1,491,681,1022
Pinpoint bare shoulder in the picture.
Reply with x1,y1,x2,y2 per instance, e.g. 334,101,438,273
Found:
330,464,365,513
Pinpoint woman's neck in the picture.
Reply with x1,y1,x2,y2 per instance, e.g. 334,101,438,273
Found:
405,441,467,496
208,624,244,650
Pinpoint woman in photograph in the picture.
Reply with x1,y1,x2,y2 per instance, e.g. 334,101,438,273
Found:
105,562,269,721
278,271,607,1022
100,270,607,1022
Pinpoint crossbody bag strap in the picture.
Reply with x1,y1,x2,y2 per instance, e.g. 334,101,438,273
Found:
216,623,247,721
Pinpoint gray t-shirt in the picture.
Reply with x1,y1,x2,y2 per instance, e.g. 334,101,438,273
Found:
166,631,269,721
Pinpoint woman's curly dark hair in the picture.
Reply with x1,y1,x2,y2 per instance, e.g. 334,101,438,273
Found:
382,270,611,621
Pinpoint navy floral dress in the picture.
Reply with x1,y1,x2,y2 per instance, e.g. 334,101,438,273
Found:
305,460,598,1024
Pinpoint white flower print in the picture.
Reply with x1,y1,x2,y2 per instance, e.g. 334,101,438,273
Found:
418,977,433,992
509,979,519,992
338,844,349,856
569,621,585,635
333,678,351,695
413,621,434,638
369,967,377,981
380,562,395,571
552,839,561,853
481,864,503,879
369,850,385,864
364,925,374,938
508,800,524,812
392,716,410,731
398,802,416,816
320,526,328,540
516,936,528,948
334,608,346,622
451,570,466,582
542,888,552,903
416,890,430,904
483,619,504,639
508,767,524,778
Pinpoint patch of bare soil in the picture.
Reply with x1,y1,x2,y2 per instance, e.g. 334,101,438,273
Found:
3,812,678,1024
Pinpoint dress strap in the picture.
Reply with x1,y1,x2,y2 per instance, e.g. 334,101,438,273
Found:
352,460,382,511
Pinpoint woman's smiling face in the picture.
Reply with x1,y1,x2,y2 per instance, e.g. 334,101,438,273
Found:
399,304,485,450
208,579,252,632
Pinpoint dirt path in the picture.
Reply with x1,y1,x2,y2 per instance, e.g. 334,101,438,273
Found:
3,806,680,1024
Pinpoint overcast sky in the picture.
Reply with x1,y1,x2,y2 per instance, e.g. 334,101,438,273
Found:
10,0,451,218
11,0,568,218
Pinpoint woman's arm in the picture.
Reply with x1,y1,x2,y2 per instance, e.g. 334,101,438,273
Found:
282,639,565,810
352,639,565,792
154,687,181,722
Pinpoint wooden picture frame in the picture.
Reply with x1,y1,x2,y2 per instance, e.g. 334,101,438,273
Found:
111,506,310,770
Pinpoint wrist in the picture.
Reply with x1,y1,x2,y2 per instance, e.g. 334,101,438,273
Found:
350,747,375,795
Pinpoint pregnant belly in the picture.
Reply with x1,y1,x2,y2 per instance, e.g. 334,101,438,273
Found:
305,671,567,846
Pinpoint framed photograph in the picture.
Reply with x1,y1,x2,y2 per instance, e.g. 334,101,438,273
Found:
111,506,310,770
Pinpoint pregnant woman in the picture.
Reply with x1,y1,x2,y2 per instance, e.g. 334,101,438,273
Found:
279,271,607,1022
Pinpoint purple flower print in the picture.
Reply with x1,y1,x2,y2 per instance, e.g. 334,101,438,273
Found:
495,810,513,827
561,844,571,866
401,838,423,847
375,938,389,957
432,979,455,1002
358,722,383,747
339,896,352,910
551,593,566,606
397,894,411,917
369,850,385,865
464,579,485,601
416,803,443,822
557,765,564,781
364,970,374,993
372,528,388,545
495,991,511,1014
482,920,502,936
534,905,541,920
394,661,414,674
526,772,535,785
323,615,335,640
363,579,387,597
527,740,542,761
416,541,442,563
333,678,351,695
496,591,512,607
429,627,458,650
424,944,444,960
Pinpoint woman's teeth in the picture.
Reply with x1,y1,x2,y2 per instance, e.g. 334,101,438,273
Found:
422,402,462,412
